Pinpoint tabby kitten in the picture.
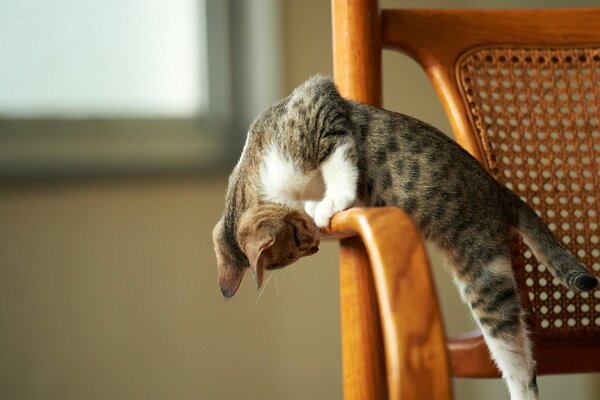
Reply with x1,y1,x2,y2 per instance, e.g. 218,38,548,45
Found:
213,76,598,400
213,203,319,297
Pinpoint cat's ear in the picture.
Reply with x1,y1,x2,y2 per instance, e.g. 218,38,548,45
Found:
245,235,276,288
218,259,245,299
213,220,246,299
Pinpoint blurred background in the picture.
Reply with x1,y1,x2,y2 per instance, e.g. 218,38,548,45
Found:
1,1,599,399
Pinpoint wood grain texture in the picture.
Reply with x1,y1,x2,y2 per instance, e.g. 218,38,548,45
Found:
332,1,386,398
381,8,600,168
339,237,388,400
332,1,600,394
379,7,600,378
448,331,600,377
329,208,452,400
332,0,382,106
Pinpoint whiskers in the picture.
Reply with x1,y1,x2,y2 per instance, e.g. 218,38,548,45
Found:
275,269,286,296
255,267,288,302
256,271,276,303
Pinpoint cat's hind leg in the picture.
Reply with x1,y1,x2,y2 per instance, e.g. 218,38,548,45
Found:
454,255,538,400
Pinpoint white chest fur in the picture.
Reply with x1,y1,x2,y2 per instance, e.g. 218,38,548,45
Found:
258,145,325,208
258,142,358,228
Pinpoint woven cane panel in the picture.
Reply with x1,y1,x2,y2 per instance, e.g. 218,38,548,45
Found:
457,47,600,341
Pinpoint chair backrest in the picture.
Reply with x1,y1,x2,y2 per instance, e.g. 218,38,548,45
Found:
333,0,600,380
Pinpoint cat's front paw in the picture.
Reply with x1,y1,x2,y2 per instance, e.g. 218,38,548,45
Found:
313,193,355,228
304,200,319,220
313,197,335,228
333,192,355,213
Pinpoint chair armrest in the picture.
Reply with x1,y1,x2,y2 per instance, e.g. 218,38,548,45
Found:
326,207,452,400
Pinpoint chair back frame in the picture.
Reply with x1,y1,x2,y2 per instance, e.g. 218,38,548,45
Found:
331,1,600,398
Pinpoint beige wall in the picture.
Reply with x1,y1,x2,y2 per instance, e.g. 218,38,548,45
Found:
2,1,600,399
0,178,343,399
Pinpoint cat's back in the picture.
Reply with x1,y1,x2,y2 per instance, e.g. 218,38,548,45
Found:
351,104,517,235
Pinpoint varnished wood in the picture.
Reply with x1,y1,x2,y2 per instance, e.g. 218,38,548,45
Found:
448,331,600,377
333,1,386,398
447,331,499,377
331,2,600,397
339,237,388,400
332,0,382,106
381,8,600,168
378,7,600,379
330,208,452,400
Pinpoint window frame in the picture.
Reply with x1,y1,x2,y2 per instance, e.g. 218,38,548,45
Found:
0,0,278,181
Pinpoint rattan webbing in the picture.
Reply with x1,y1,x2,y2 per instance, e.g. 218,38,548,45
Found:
457,47,600,341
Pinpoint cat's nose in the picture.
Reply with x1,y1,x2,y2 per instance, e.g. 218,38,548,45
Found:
305,245,319,255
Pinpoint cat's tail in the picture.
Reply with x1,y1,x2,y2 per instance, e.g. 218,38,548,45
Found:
513,195,598,292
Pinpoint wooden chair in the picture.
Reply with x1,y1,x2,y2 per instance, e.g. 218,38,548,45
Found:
328,1,600,399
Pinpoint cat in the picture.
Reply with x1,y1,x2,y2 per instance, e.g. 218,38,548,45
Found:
213,202,320,298
213,75,598,400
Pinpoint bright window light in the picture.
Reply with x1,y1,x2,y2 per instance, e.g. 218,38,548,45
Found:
0,0,205,118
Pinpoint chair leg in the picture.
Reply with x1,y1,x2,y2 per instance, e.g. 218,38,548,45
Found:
340,236,387,400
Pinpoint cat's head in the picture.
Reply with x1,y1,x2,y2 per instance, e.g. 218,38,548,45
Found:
213,203,320,298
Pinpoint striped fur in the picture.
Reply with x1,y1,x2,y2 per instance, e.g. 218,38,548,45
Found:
215,76,597,400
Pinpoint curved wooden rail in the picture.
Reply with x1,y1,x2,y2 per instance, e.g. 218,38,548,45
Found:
327,207,452,400
328,207,600,385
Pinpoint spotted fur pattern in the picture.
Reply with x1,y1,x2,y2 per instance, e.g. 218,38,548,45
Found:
214,76,598,400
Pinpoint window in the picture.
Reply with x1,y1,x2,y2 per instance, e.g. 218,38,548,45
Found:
0,0,282,179
0,0,205,118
